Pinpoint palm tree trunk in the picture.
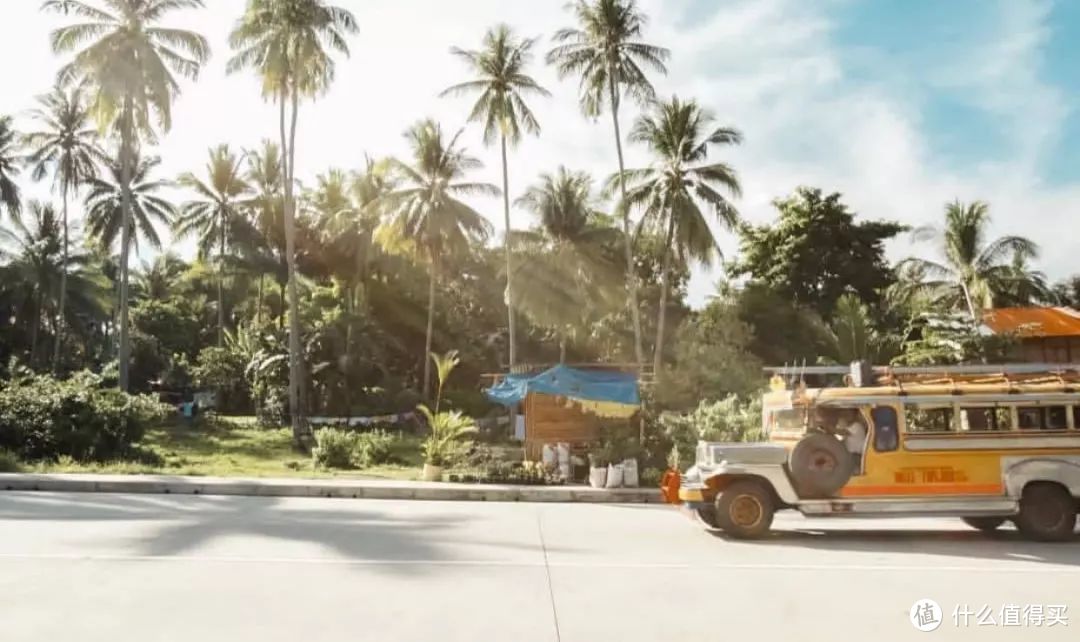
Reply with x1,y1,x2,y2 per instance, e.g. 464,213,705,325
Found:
607,72,645,369
52,181,69,374
559,336,566,364
29,291,41,368
256,274,264,326
423,252,438,399
280,86,307,447
117,99,134,392
217,219,226,346
500,134,517,368
653,213,677,377
960,280,979,323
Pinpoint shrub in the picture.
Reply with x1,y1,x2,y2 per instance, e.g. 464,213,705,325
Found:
660,394,764,470
355,429,394,467
312,429,359,469
418,407,475,467
0,371,172,462
192,346,251,413
0,450,21,472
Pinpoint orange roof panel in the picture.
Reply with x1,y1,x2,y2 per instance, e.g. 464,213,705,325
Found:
982,307,1080,338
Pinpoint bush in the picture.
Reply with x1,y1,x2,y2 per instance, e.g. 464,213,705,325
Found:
660,394,763,470
355,429,394,467
192,346,251,413
312,428,359,469
0,450,21,472
0,371,172,462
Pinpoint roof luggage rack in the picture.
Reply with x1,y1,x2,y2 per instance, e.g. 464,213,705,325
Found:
764,362,1080,388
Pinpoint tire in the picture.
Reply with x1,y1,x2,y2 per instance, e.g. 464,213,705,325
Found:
695,505,719,528
789,432,853,498
1015,483,1077,542
962,516,1006,532
714,480,775,539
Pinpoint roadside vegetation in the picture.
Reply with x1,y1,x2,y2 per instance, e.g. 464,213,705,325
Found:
0,1,1075,482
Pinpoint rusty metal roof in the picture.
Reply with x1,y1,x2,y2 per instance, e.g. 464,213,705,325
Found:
982,307,1080,337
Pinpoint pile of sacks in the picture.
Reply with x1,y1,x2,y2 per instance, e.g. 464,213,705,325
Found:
539,443,639,488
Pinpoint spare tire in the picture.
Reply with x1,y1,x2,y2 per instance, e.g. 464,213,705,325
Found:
789,432,853,498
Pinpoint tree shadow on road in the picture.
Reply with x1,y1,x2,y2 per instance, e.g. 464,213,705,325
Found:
0,492,575,576
706,522,1080,567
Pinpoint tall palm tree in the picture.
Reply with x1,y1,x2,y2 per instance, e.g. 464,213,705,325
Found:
84,153,175,255
23,85,106,371
134,252,188,301
441,24,550,368
547,0,669,368
240,140,287,326
0,201,108,367
175,144,250,345
900,200,1042,320
0,115,22,222
377,119,496,397
45,0,210,391
228,0,358,445
513,166,624,360
612,96,742,375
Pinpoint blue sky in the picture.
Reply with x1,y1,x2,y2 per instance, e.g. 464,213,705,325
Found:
1,0,1077,307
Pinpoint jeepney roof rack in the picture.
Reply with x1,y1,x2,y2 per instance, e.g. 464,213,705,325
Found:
764,362,1080,388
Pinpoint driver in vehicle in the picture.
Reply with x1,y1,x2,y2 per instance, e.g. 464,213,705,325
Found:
835,409,867,474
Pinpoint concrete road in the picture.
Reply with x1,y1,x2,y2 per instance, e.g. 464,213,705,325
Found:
0,493,1077,642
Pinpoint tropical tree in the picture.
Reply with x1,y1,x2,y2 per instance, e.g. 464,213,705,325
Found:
240,139,287,325
612,96,742,375
84,153,176,254
23,85,106,371
547,0,670,367
442,24,550,368
45,0,210,391
899,200,1042,320
0,201,108,367
175,144,251,345
227,0,358,445
134,253,188,301
512,166,623,360
0,115,22,221
377,119,496,397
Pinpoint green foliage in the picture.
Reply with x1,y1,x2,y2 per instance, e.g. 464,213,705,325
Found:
0,450,21,472
418,406,476,466
660,395,763,470
895,312,1016,365
823,294,901,365
730,187,906,318
192,345,250,412
657,297,763,408
355,429,395,467
727,281,835,366
0,371,171,462
312,429,359,469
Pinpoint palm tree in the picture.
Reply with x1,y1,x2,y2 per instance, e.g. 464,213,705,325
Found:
228,0,358,445
84,153,176,254
377,119,496,397
23,85,106,371
45,0,210,391
900,200,1042,320
547,0,670,367
175,144,251,345
441,24,550,368
0,115,22,222
612,96,742,375
134,253,188,301
0,201,108,367
240,140,287,326
513,166,624,360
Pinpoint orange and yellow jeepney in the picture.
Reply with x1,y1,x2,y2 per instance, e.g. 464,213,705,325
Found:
668,363,1080,540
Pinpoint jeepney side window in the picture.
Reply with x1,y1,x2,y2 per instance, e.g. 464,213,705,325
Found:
770,408,806,432
1045,406,1068,430
905,405,954,432
959,406,1012,432
871,406,899,452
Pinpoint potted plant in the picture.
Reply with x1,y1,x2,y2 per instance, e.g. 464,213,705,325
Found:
418,351,476,482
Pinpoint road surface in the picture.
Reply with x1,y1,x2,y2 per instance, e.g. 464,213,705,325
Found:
0,492,1077,641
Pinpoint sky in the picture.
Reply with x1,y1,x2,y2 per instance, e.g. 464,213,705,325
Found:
2,0,1078,308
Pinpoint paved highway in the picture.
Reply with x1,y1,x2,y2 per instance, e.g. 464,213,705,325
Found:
0,492,1076,641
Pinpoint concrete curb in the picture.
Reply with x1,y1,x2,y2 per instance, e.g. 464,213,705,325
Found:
0,473,663,504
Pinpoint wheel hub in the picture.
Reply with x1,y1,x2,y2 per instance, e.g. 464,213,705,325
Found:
730,495,763,528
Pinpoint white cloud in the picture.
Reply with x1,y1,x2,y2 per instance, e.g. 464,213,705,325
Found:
1,0,1076,307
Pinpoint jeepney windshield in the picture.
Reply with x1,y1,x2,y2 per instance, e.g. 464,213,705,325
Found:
767,407,808,434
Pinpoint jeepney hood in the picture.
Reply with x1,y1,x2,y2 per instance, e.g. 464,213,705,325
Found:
695,441,788,467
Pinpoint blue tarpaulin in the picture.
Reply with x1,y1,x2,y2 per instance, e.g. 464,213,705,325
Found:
484,365,640,407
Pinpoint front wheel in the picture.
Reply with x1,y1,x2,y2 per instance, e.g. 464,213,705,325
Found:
1015,483,1077,542
962,516,1006,532
714,480,775,539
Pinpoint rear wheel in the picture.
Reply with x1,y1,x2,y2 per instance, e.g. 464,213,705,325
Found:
1015,483,1077,542
962,516,1006,532
714,480,775,539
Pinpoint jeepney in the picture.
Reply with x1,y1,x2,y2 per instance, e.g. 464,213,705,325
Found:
665,363,1080,541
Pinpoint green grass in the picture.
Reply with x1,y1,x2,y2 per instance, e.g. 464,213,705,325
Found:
30,416,424,480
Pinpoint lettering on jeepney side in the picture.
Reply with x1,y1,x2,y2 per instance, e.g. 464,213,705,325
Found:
894,467,969,484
